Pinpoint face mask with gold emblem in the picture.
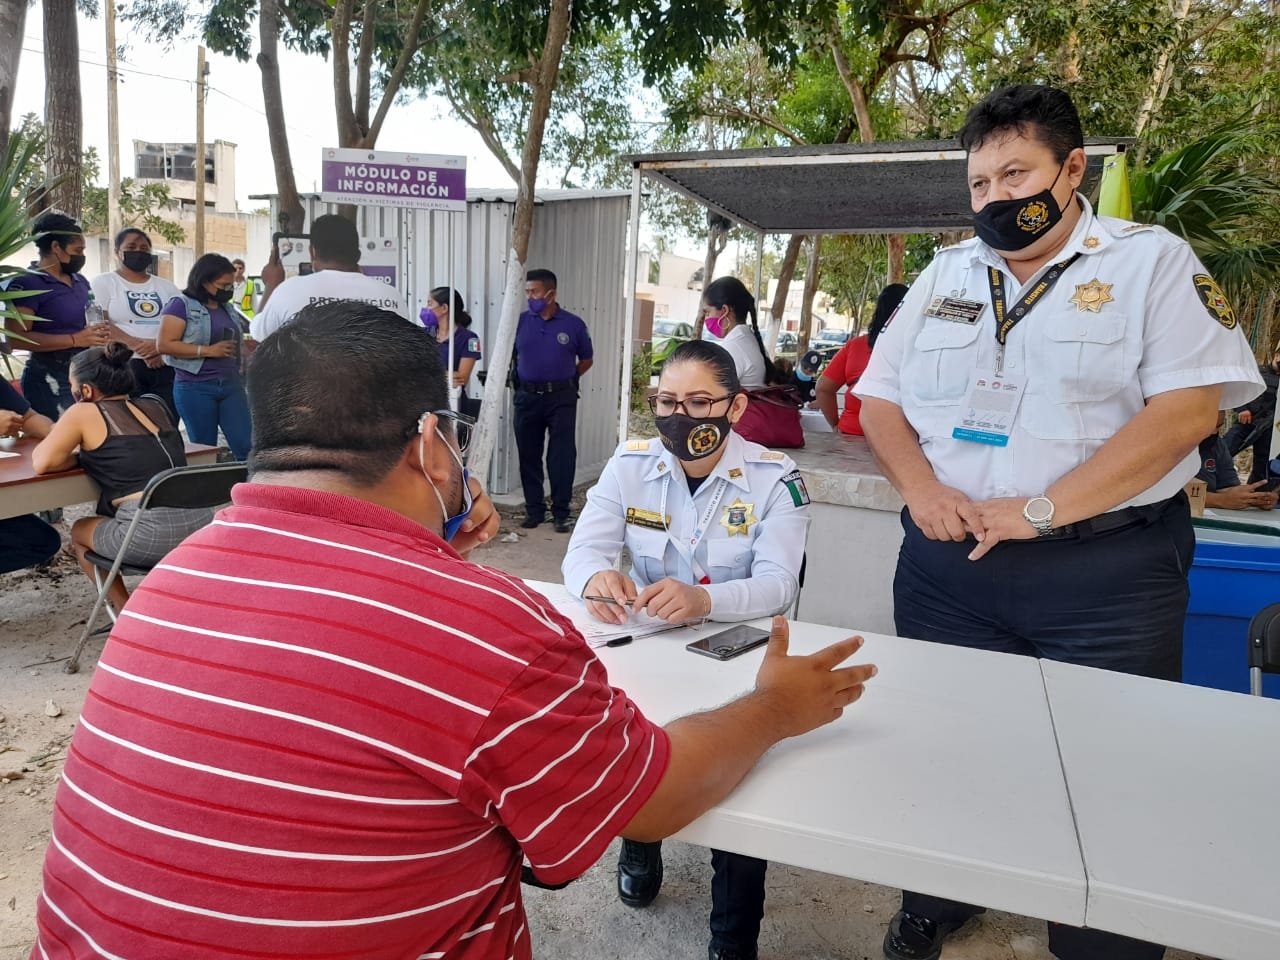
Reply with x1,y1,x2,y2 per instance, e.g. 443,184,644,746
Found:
973,161,1067,251
655,412,730,462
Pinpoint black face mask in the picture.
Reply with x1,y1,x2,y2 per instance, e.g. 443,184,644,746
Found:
63,254,86,274
211,287,235,304
121,250,152,273
655,412,731,462
972,162,1067,251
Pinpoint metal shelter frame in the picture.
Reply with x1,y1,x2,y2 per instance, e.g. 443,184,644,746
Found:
616,138,1129,438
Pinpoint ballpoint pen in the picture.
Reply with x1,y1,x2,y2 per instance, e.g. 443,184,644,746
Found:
584,594,632,606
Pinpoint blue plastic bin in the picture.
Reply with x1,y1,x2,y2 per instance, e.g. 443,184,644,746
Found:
1185,538,1280,698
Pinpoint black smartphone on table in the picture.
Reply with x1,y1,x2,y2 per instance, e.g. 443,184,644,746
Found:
1261,478,1280,493
686,624,771,661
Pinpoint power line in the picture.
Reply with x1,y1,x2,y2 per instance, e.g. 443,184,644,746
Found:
18,43,324,144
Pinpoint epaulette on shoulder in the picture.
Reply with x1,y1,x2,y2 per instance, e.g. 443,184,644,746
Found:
748,449,789,465
622,438,658,454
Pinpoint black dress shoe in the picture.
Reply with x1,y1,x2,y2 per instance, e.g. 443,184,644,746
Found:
883,909,984,960
553,518,572,533
617,839,663,908
708,944,757,960
520,516,543,529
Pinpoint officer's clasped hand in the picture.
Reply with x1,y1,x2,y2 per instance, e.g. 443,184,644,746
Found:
632,578,711,624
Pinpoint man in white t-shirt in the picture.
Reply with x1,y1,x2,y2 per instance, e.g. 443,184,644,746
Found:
250,215,406,341
90,227,183,415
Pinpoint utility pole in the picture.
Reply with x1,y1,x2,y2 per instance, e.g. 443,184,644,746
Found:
194,45,208,257
104,0,122,243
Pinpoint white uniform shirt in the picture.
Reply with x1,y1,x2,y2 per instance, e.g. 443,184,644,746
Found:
562,432,810,620
250,270,406,341
90,271,182,355
720,324,768,389
856,197,1264,509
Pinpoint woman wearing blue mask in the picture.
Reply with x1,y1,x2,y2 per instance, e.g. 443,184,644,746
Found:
563,339,810,960
420,286,482,415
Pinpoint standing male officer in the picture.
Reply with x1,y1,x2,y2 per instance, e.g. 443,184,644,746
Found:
512,268,593,532
856,84,1262,960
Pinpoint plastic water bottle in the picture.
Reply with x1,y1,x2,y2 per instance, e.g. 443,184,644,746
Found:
84,293,105,327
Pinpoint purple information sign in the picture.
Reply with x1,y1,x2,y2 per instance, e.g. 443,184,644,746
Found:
360,265,398,288
320,148,467,212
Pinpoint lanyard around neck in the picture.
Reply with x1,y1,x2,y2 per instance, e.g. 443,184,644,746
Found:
659,472,730,583
986,253,1082,374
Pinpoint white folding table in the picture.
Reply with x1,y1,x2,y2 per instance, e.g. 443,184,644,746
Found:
594,618,1087,925
1042,660,1280,960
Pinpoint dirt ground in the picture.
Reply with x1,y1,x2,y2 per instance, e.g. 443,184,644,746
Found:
0,496,1211,960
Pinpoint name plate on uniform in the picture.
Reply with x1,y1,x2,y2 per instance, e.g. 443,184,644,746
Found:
626,507,670,530
925,296,986,325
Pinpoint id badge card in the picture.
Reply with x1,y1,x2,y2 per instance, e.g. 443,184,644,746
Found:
952,370,1026,447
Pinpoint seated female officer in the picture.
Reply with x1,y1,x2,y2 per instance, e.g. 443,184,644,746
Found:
562,338,810,960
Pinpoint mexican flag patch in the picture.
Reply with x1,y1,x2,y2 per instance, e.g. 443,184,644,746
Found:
781,469,810,507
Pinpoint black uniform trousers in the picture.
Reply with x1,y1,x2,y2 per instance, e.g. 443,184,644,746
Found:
1222,418,1273,484
631,842,768,953
512,386,578,522
893,493,1194,960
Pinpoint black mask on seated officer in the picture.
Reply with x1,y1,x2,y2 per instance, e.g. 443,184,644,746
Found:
656,412,731,462
972,161,1067,251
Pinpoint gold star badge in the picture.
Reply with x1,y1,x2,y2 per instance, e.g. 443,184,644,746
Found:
1083,236,1100,248
1069,279,1114,313
720,499,757,536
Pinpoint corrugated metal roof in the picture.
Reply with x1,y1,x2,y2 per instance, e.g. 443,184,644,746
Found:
624,138,1131,235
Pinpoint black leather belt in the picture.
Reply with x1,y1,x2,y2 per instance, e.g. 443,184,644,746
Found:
517,379,575,395
1039,493,1183,541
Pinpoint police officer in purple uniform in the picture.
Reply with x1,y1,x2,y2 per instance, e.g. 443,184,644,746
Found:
5,212,111,420
511,268,593,533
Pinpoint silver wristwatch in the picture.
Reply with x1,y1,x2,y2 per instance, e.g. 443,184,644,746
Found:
1023,496,1055,536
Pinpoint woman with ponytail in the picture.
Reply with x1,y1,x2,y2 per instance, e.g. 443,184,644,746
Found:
32,342,213,614
701,277,803,447
700,276,785,389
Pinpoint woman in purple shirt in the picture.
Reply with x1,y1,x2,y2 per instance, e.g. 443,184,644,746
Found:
421,286,482,415
156,254,252,460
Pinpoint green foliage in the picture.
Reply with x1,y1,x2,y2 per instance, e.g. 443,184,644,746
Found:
1130,121,1280,295
0,134,52,333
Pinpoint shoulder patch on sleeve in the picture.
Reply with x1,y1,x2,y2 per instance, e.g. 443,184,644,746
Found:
1194,273,1237,329
780,469,810,506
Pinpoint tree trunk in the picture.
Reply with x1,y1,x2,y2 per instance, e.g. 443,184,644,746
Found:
797,237,821,356
469,0,572,486
1134,0,1193,149
764,233,805,353
887,234,906,283
691,215,729,338
0,0,27,156
43,0,82,216
257,0,305,235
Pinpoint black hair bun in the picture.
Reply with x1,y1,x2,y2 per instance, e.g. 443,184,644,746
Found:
104,341,132,366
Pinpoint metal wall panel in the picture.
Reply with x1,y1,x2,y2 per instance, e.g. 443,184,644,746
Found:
269,192,629,496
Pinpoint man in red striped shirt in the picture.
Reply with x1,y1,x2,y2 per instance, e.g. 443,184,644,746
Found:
32,302,876,960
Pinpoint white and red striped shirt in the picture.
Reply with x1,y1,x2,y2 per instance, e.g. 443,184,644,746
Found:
33,483,670,960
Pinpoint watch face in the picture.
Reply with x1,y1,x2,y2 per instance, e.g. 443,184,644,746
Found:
1025,498,1053,522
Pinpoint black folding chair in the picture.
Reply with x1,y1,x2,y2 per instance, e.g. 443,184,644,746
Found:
1246,602,1280,696
66,461,248,674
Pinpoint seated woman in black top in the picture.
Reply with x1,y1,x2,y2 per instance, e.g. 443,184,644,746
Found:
32,342,214,614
